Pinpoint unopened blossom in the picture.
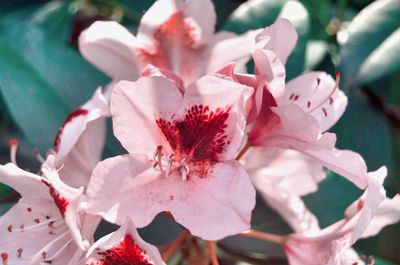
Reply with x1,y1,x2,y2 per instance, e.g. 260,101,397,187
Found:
283,167,393,265
85,74,256,240
79,0,258,86
85,220,165,265
0,155,98,265
53,88,110,188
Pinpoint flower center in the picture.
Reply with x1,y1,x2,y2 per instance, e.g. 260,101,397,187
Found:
155,104,231,179
96,235,154,265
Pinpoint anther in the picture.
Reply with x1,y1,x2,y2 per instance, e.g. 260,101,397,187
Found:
33,148,45,163
180,160,189,181
9,139,19,165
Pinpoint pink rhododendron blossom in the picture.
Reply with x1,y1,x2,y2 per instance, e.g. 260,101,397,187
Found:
283,167,387,265
79,0,259,85
53,88,110,188
85,220,165,265
217,18,369,189
0,155,99,264
242,147,324,233
85,74,256,240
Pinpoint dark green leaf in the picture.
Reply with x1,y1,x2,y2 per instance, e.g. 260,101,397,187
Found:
0,40,70,150
340,0,400,87
0,19,109,108
222,0,287,34
358,28,400,84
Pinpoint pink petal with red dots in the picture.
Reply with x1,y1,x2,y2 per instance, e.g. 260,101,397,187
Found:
111,76,184,156
283,72,348,132
86,219,165,265
111,75,252,161
79,21,143,80
54,88,110,188
255,18,298,65
0,163,87,264
86,154,255,240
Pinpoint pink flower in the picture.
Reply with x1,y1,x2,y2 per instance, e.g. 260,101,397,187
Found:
53,88,110,188
85,74,256,240
283,167,396,265
79,0,258,85
85,220,165,265
242,148,324,233
221,18,368,189
0,155,99,264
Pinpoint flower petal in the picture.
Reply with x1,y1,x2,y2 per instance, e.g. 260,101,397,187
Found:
79,21,142,80
54,88,110,188
111,77,184,156
283,71,348,132
255,18,298,65
86,155,255,240
86,219,165,265
184,75,253,160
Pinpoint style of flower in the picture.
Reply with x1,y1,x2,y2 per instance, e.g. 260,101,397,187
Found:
79,0,258,86
53,88,110,188
85,220,165,265
0,155,98,265
85,73,256,240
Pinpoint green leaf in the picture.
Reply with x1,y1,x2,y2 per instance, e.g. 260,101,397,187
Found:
0,19,109,108
358,28,400,84
222,0,287,34
0,40,70,150
304,172,361,227
29,0,75,41
374,257,397,265
340,0,400,87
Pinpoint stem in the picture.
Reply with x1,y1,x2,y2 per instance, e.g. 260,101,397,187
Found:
239,230,287,245
235,142,251,161
206,241,219,265
162,229,190,262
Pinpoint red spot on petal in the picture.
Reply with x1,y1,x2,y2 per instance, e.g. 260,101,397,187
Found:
322,108,328,117
156,105,231,169
316,77,321,85
294,95,299,101
1,252,8,265
34,218,40,224
329,96,334,105
26,207,32,212
7,225,12,232
169,195,174,201
53,108,89,152
138,12,202,77
97,234,154,265
41,180,69,218
17,248,23,258
307,101,311,108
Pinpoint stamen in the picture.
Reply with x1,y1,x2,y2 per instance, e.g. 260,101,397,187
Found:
9,139,19,165
180,160,189,181
33,148,45,163
153,145,165,174
12,217,60,233
28,230,70,262
165,154,175,177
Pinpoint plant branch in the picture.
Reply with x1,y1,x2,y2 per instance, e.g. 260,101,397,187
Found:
239,229,287,245
206,241,219,265
162,229,190,262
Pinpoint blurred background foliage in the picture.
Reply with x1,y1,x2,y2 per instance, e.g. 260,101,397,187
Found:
0,0,399,264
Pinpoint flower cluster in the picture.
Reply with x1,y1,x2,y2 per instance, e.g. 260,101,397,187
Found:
1,0,400,264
